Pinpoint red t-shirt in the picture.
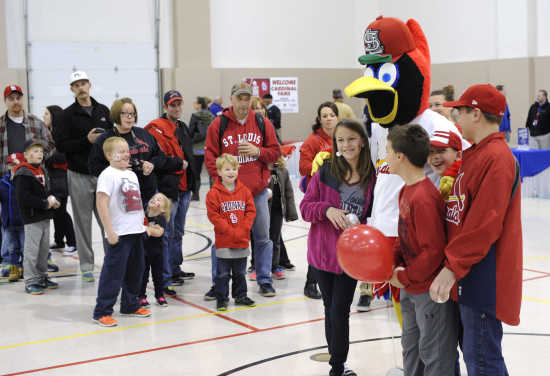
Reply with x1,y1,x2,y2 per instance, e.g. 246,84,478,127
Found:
395,177,447,293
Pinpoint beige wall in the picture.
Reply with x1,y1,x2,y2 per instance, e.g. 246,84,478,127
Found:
2,0,550,146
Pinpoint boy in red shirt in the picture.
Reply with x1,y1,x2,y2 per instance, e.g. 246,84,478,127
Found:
206,154,257,311
386,124,459,375
431,84,522,375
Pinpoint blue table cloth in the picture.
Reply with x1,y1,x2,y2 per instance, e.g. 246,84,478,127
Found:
511,148,550,179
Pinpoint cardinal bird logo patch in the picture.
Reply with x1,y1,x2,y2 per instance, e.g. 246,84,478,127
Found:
364,29,384,55
120,178,142,212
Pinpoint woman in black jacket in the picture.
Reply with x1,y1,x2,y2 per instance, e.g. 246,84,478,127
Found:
44,105,77,255
88,98,183,204
188,96,215,200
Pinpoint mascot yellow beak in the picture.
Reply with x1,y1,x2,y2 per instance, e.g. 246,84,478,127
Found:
344,76,398,125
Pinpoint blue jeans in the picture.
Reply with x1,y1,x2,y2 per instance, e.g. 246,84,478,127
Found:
1,226,24,266
459,304,509,376
251,189,273,285
162,190,191,288
93,233,145,319
215,257,247,301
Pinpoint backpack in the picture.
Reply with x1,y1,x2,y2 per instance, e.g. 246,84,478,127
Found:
218,112,266,147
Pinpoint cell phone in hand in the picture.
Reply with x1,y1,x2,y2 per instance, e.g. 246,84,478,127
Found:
93,128,105,134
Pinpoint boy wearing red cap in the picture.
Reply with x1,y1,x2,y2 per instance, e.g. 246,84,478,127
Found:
430,84,522,375
427,128,462,200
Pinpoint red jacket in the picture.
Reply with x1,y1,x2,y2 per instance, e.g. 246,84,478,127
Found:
145,118,187,191
204,108,280,196
445,132,522,325
206,178,256,249
299,129,332,186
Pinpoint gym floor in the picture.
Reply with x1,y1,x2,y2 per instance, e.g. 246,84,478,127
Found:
1,179,548,375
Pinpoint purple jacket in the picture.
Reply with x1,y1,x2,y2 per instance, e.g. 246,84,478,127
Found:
300,163,375,274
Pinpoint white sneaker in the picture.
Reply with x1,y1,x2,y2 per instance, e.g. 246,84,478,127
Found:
63,246,77,256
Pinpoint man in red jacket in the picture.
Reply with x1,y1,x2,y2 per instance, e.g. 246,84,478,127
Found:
430,84,522,375
205,82,280,297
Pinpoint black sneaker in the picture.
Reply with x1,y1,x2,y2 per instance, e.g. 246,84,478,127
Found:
280,262,296,271
247,265,254,273
163,286,177,296
356,294,372,312
304,283,322,299
216,299,228,311
259,283,276,297
204,286,216,301
172,276,185,286
180,271,195,280
41,278,59,290
156,297,168,307
235,296,256,307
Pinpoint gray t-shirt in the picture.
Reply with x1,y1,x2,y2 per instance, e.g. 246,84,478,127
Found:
6,116,25,154
339,182,365,217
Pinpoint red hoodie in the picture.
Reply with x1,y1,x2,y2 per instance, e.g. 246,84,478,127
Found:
206,178,256,249
445,132,522,326
204,108,280,196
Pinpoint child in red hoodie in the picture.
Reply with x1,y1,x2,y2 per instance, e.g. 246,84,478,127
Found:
206,154,257,311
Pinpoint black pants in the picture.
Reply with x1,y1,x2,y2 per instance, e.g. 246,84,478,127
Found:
215,257,247,301
269,201,284,270
315,267,357,375
140,237,164,299
192,154,204,193
53,199,76,247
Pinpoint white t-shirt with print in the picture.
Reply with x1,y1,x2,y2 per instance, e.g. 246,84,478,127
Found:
96,166,145,236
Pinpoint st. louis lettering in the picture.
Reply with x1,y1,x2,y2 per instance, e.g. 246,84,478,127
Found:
221,200,246,212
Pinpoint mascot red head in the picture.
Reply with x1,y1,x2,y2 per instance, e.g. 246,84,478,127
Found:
345,16,431,128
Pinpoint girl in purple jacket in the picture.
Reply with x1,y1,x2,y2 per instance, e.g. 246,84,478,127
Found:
300,119,375,376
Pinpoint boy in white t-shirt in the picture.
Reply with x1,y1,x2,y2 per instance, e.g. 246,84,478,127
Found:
92,137,150,327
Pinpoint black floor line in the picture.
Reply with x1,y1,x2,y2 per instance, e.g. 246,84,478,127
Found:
217,331,550,375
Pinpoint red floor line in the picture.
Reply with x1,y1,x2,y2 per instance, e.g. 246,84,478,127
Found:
523,268,550,276
523,274,550,282
170,296,259,331
4,306,391,376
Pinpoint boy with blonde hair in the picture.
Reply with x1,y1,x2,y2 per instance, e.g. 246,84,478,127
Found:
206,153,256,311
93,137,150,327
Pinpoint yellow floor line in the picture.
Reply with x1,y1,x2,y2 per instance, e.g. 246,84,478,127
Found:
523,295,550,305
187,221,213,230
524,254,550,262
0,296,307,351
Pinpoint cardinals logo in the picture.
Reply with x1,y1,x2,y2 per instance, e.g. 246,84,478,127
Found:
120,178,142,212
229,213,238,224
446,172,466,225
363,29,384,55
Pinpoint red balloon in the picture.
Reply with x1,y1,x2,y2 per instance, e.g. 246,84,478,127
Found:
336,224,394,282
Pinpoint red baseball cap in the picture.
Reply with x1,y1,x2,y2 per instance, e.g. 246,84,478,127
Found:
430,130,462,151
444,84,506,117
360,16,416,63
4,85,23,99
7,152,24,165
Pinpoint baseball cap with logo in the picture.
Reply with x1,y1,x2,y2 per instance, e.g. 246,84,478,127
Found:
430,130,462,151
7,152,24,165
231,82,253,97
444,84,506,117
163,90,183,105
359,15,416,65
70,71,90,85
3,85,23,99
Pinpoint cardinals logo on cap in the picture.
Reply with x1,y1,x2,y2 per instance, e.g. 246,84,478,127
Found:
363,29,384,55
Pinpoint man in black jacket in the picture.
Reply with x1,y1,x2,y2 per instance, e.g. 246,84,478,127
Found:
526,89,550,149
53,71,113,282
145,90,197,295
262,94,281,135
